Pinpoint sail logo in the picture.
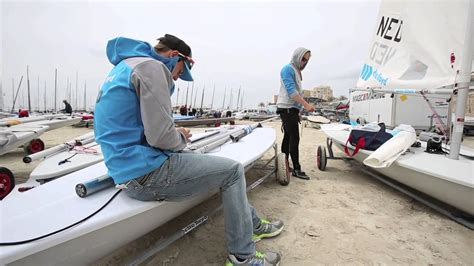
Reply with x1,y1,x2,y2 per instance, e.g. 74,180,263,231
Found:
360,64,389,86
360,64,373,81
373,69,389,86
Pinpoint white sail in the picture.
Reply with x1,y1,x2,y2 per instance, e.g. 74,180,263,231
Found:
356,0,471,90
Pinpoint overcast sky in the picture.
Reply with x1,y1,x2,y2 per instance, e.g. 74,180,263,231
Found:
1,0,381,111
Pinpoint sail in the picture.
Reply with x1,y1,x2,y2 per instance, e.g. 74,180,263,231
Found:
356,0,471,90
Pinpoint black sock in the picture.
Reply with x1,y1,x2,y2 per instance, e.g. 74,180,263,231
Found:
235,256,247,262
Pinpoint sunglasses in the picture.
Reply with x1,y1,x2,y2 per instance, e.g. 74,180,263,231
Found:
178,53,195,69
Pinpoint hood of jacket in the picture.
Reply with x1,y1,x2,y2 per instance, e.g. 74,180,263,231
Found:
290,47,310,70
106,37,179,72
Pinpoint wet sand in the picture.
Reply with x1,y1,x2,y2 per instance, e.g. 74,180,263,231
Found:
1,121,473,265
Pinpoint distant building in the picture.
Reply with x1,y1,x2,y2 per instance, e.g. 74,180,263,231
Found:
310,85,333,101
302,85,334,106
276,85,334,106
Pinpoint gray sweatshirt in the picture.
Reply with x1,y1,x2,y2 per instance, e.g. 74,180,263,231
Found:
277,47,310,110
126,57,187,152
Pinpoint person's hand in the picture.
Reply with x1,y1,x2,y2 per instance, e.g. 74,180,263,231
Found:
304,103,316,112
177,127,192,142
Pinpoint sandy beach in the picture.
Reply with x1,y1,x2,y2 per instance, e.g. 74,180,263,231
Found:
1,121,473,265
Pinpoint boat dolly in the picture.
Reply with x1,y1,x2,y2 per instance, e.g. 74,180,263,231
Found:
0,139,45,200
316,137,353,171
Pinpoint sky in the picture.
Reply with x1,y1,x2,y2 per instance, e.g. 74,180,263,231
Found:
1,0,381,111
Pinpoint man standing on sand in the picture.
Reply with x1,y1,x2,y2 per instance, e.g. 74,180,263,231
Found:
277,48,315,180
94,35,283,265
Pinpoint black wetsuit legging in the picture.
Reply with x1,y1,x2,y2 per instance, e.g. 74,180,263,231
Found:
278,108,301,171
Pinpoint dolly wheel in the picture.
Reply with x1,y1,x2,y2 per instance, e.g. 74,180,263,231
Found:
214,122,221,127
230,120,235,125
317,146,327,171
276,153,290,186
24,138,45,154
0,167,15,200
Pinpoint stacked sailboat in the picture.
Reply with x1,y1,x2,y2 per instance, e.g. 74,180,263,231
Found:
320,0,474,226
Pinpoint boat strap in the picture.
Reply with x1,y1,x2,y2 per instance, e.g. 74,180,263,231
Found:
345,137,364,157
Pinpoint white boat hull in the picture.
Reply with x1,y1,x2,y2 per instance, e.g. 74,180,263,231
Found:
1,127,277,265
30,142,103,181
323,127,474,216
7,192,212,266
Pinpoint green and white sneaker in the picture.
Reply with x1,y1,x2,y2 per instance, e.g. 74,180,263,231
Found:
252,219,284,242
225,251,281,266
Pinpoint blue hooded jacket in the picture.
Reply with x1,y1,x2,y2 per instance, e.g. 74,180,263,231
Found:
95,37,178,184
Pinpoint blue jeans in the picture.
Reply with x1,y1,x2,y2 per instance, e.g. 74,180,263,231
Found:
124,153,261,258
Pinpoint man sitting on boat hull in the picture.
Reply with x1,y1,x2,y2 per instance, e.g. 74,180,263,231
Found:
94,35,283,266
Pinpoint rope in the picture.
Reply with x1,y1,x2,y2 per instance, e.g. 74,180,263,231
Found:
420,91,448,138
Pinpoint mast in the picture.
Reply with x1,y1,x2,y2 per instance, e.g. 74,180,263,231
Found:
44,81,47,112
176,86,180,106
210,84,215,110
54,68,57,112
75,70,79,112
229,88,233,110
190,82,194,108
27,65,31,112
37,76,40,111
11,76,23,113
200,85,205,110
193,86,198,107
11,79,14,111
181,87,186,106
222,87,226,110
449,2,472,160
67,77,70,104
0,81,3,112
83,81,87,111
185,82,189,115
236,86,241,111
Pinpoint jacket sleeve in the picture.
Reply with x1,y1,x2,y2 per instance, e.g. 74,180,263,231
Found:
132,60,187,152
280,65,298,98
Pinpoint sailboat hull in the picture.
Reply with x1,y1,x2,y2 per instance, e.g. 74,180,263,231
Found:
0,127,277,265
7,192,212,266
324,128,474,216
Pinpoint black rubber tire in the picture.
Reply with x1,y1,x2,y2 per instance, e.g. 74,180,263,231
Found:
0,167,15,200
276,153,290,186
24,138,45,154
317,146,327,171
